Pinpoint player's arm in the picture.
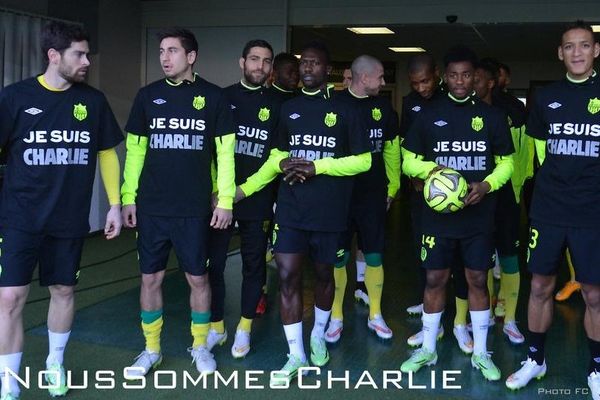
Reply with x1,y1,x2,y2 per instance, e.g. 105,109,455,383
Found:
99,147,121,238
237,148,289,200
121,133,148,227
383,136,401,198
312,151,371,177
212,133,235,229
483,154,514,192
401,147,438,179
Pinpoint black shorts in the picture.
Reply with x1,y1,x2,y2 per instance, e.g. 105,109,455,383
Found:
272,224,341,265
420,233,495,271
0,228,83,287
527,220,600,284
494,184,520,257
339,200,386,254
137,213,210,276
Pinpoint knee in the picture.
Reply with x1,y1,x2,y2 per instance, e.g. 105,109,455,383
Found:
530,277,554,300
49,285,74,302
582,285,600,310
187,274,209,291
0,288,28,314
466,272,487,291
141,273,164,291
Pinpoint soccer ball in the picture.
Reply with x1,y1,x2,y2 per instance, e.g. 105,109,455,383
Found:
423,168,468,213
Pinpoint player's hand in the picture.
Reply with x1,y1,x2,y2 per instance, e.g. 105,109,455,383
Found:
105,205,122,239
234,186,246,203
289,161,316,184
122,204,137,228
211,207,233,229
464,181,491,206
280,157,311,185
411,178,425,192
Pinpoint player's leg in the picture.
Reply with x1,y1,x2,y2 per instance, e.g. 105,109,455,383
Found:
452,264,473,354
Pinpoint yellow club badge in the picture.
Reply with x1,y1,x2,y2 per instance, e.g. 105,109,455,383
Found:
324,112,337,127
73,103,87,121
372,107,382,121
471,116,484,132
258,107,270,122
193,95,206,110
588,98,600,114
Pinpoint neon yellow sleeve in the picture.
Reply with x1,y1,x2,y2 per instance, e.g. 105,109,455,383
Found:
121,133,148,205
239,148,288,197
313,152,371,176
401,147,438,179
534,139,546,165
215,133,236,210
211,159,217,194
383,137,401,197
483,155,514,192
98,148,121,205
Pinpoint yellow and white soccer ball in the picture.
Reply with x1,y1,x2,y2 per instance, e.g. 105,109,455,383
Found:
423,168,468,213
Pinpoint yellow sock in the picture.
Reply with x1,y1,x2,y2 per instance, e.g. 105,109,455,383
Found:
497,266,505,303
332,266,347,320
211,320,225,334
237,317,252,333
502,272,520,322
566,249,576,281
454,297,468,326
365,265,384,319
191,323,209,347
141,317,163,353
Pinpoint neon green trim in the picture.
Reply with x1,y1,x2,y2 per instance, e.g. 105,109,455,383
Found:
215,133,236,210
401,148,438,180
272,83,294,93
99,148,121,205
165,72,198,86
302,87,322,95
364,253,383,266
239,148,288,197
141,310,163,324
383,137,401,197
240,79,262,90
483,154,514,192
348,87,368,99
191,311,211,324
121,133,149,205
335,251,350,268
566,70,596,83
313,152,371,176
447,92,474,103
37,75,66,92
534,139,546,165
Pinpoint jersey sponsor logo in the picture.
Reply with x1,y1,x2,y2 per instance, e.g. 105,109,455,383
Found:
258,107,270,122
369,129,384,153
153,98,166,105
433,140,487,153
192,95,206,110
23,130,91,166
588,98,600,114
289,149,334,160
471,116,484,132
324,112,337,127
434,120,447,127
290,134,336,148
150,133,204,150
149,117,206,132
235,139,265,158
548,102,562,109
237,126,268,141
73,103,87,121
289,113,300,120
24,107,43,115
546,138,600,157
412,105,421,112
549,123,600,137
434,155,487,171
372,107,382,121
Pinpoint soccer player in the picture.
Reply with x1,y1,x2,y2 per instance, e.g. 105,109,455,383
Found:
121,28,235,376
342,68,352,88
325,55,400,343
505,22,600,399
205,39,281,358
271,52,299,101
400,45,514,381
0,21,123,399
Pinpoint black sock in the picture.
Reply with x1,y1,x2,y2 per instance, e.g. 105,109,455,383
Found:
588,338,600,375
527,331,546,365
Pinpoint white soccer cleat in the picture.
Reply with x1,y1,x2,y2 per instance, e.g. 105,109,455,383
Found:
188,346,217,374
406,303,423,315
325,318,343,343
505,357,547,390
206,328,228,351
453,324,474,354
503,321,525,344
126,350,162,378
231,330,251,358
588,371,600,400
354,289,370,306
367,314,393,339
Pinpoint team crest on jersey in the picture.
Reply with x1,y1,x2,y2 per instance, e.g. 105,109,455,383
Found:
588,98,600,114
471,116,484,132
258,107,270,122
372,107,382,121
193,95,206,110
324,112,337,127
73,103,87,121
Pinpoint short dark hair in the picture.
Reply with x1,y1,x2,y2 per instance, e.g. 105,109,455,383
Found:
443,45,478,69
41,21,89,63
301,40,331,65
156,27,198,54
476,60,498,84
407,53,436,75
242,39,273,59
273,52,299,71
562,20,595,43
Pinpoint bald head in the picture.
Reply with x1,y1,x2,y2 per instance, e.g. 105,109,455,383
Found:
350,55,385,96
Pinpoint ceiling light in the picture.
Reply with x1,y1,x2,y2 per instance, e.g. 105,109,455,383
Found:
347,27,395,35
592,25,600,33
388,47,426,53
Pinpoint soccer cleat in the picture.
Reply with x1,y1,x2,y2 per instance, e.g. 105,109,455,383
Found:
354,289,370,306
406,303,423,315
45,363,68,397
471,352,501,381
126,350,162,378
494,299,506,317
367,314,393,339
453,324,474,354
0,394,19,400
503,321,525,344
506,357,546,390
310,336,330,366
400,348,437,373
555,281,581,301
407,325,444,347
270,354,309,387
255,293,268,316
493,264,501,280
188,346,217,374
588,371,600,400
231,330,251,358
206,328,228,351
324,318,343,343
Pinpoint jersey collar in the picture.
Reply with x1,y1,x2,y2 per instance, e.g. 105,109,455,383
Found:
165,72,198,86
302,83,334,99
447,91,476,104
348,87,368,99
240,79,262,91
272,82,294,93
566,70,597,85
37,75,67,92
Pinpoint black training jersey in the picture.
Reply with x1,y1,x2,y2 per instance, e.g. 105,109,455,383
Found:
493,89,527,128
126,75,234,218
274,87,371,232
224,82,281,220
526,75,600,228
399,85,446,137
269,85,298,104
335,89,399,200
404,94,514,237
0,77,123,237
